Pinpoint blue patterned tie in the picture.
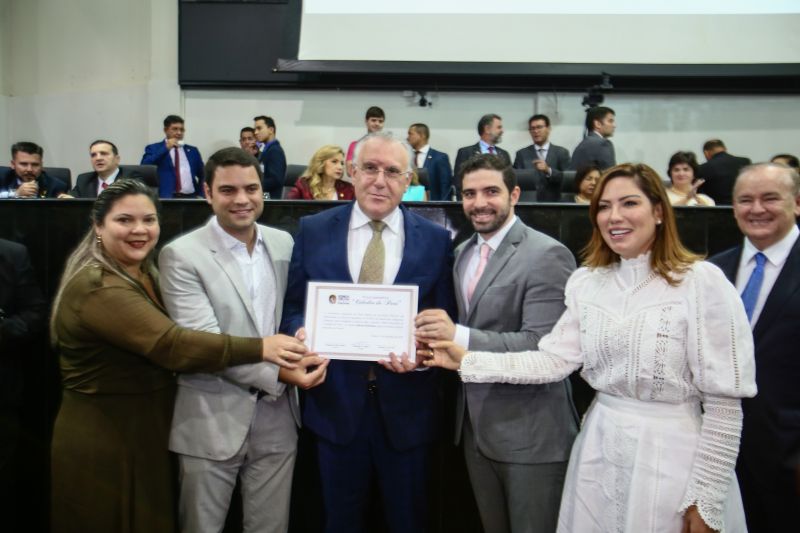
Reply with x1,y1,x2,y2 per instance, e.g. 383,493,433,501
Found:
741,252,766,321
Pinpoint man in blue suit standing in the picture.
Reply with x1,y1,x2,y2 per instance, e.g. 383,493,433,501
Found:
407,123,453,200
141,115,204,198
710,163,800,533
254,115,287,199
281,132,456,533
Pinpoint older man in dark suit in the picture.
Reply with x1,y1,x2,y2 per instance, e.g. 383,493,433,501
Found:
454,114,512,181
709,163,800,533
281,132,455,533
513,114,572,202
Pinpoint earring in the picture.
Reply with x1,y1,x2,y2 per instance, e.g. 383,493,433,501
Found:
96,234,103,246
656,220,662,225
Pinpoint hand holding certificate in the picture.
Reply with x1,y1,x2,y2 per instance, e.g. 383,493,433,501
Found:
304,282,419,362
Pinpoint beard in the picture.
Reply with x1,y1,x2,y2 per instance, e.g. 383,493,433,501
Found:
468,205,511,235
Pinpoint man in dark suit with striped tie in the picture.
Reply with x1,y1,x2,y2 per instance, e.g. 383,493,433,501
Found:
709,163,800,533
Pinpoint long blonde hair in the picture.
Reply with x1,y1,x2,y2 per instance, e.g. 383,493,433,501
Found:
303,145,345,199
50,179,162,345
582,163,701,286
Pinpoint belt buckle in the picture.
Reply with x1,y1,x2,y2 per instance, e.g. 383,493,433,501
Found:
367,382,378,395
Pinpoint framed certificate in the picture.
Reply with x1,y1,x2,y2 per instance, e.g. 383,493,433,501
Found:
304,281,418,361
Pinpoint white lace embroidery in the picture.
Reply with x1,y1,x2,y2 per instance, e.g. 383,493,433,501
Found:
458,254,756,532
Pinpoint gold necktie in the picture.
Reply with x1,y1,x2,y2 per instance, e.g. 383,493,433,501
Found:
358,220,386,284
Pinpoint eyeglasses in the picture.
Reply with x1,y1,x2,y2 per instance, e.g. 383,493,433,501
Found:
355,163,410,181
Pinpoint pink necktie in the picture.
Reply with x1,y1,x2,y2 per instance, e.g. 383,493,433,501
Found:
466,243,490,303
101,182,108,190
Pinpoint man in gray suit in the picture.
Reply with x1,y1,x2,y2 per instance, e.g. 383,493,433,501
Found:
159,147,328,533
416,154,579,533
570,106,616,171
513,114,572,202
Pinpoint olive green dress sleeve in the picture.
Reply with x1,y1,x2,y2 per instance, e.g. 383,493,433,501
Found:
76,275,262,372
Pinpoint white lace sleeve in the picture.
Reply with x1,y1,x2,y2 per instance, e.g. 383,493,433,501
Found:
458,268,588,384
686,262,757,398
678,395,744,532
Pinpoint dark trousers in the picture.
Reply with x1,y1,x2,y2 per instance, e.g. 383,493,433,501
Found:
316,390,431,533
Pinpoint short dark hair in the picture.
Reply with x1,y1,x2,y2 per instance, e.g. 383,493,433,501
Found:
458,154,516,192
667,151,700,181
574,164,601,194
254,115,276,134
204,147,263,187
11,142,43,158
771,153,800,169
585,106,614,131
528,114,551,127
89,139,119,156
365,106,385,120
477,114,501,136
409,123,430,141
702,139,726,152
240,126,255,136
163,115,184,128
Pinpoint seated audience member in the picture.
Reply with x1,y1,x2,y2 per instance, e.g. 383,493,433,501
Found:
514,114,572,202
696,139,751,205
346,106,385,176
239,127,259,157
666,151,715,206
402,169,427,202
253,115,287,199
0,142,68,198
454,114,512,179
407,123,452,200
286,145,354,200
141,114,204,198
572,165,601,204
771,153,799,169
61,140,142,198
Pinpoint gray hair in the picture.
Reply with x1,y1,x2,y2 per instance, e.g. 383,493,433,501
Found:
736,162,800,196
352,132,414,173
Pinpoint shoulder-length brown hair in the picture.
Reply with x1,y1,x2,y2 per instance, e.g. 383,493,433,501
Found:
581,163,702,285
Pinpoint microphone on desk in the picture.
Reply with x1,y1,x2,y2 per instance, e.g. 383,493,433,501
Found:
448,185,458,202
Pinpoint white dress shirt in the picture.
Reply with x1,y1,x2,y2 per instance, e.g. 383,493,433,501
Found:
347,202,404,284
211,217,277,337
168,140,195,194
414,144,430,168
97,168,120,196
453,215,518,347
735,224,799,327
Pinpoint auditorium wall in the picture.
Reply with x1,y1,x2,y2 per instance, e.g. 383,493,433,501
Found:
3,0,799,176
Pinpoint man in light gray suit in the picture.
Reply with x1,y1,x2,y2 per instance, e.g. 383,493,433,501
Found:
513,114,572,202
416,154,579,533
159,147,328,533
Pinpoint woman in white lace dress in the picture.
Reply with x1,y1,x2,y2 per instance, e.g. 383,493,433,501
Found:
423,163,756,533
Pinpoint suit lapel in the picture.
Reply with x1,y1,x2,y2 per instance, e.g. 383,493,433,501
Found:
330,203,355,282
465,220,522,323
715,246,742,284
454,234,479,319
396,206,421,283
259,225,284,326
205,221,261,331
753,238,800,338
